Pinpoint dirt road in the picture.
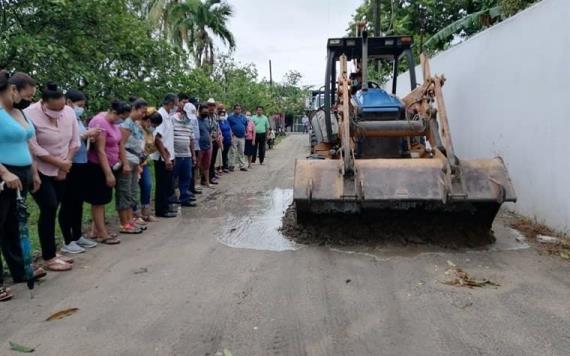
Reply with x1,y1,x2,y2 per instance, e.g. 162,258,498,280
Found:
1,134,569,356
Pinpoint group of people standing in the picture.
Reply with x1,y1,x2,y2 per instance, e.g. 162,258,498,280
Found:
0,70,272,302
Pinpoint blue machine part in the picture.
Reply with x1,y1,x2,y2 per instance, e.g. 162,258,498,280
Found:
353,88,404,114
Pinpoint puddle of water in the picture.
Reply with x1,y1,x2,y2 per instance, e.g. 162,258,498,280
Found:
217,189,300,252
217,188,529,256
487,224,530,251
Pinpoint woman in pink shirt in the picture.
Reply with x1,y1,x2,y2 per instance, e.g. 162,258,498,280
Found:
25,83,79,272
244,111,256,169
85,100,131,245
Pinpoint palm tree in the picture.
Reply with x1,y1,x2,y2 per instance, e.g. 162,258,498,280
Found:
143,0,235,67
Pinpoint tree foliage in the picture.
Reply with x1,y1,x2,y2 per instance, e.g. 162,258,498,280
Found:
346,0,540,83
348,0,540,52
0,0,305,116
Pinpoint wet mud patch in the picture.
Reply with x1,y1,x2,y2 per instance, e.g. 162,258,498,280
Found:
217,189,301,252
280,204,525,250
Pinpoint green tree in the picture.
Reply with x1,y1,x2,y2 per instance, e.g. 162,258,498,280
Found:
0,0,191,112
143,0,235,67
348,0,540,52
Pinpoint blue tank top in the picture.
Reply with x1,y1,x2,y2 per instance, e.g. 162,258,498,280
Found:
0,107,35,166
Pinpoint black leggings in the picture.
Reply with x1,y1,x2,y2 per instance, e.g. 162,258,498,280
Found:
154,160,173,216
0,165,30,285
222,143,231,169
59,163,87,244
209,142,220,179
32,174,65,260
253,132,267,164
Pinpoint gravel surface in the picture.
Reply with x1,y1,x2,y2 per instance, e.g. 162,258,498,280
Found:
1,134,568,356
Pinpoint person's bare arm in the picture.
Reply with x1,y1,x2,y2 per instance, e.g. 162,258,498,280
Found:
28,135,71,173
66,117,80,161
0,163,22,191
119,127,132,175
95,133,115,187
154,134,173,170
31,161,41,193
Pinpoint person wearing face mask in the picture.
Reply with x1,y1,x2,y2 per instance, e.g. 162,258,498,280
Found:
25,82,79,271
152,93,178,218
0,71,44,301
217,105,232,174
9,72,37,111
197,104,213,188
85,100,132,245
244,111,256,169
206,98,221,185
58,90,100,254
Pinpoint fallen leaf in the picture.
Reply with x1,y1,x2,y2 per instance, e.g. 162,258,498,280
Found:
447,260,456,267
442,267,500,288
46,308,79,321
9,341,35,353
223,349,233,356
133,267,148,274
560,250,570,260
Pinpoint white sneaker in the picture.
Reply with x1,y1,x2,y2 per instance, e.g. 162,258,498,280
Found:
77,236,98,248
61,241,86,254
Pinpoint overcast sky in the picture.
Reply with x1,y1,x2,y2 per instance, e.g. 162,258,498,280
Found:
218,0,362,87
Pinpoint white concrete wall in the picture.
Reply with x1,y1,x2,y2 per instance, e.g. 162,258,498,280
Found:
394,0,570,233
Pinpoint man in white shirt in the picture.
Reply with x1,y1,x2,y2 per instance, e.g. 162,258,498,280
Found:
183,96,202,194
153,93,178,218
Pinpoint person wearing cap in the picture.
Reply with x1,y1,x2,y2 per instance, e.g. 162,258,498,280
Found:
183,96,202,195
170,94,197,207
152,93,178,218
206,98,221,184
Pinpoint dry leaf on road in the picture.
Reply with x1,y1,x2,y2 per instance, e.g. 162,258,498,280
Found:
46,308,79,321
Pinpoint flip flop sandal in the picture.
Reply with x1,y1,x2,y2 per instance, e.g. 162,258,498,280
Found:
97,237,121,245
120,224,143,234
0,286,12,302
133,217,148,226
34,267,47,280
56,253,74,264
143,215,160,222
130,220,148,231
44,258,72,272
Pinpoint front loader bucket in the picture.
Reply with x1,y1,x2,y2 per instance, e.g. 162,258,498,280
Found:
293,157,516,230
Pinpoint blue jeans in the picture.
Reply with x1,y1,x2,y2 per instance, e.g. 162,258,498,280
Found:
139,164,152,208
171,157,193,203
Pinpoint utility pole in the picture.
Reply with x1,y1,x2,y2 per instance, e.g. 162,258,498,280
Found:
374,0,381,78
269,59,273,87
373,0,381,37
